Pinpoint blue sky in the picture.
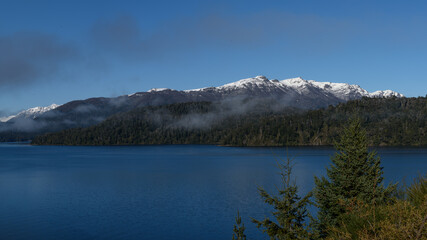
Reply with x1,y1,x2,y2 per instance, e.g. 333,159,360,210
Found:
1,0,427,114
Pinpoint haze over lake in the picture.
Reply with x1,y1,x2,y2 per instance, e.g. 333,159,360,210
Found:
0,144,425,239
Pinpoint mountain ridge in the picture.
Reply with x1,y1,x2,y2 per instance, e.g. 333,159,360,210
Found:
3,76,403,124
0,104,60,123
131,76,403,101
0,75,404,141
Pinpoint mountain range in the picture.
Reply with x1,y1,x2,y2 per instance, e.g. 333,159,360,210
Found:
0,75,403,140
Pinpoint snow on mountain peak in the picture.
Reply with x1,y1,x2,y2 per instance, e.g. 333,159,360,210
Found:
148,88,171,93
20,103,60,116
255,75,268,81
175,75,403,101
127,75,403,104
279,77,312,94
218,76,273,90
370,90,404,98
284,77,305,82
281,77,308,86
0,115,15,123
24,104,59,114
0,104,60,122
307,81,369,100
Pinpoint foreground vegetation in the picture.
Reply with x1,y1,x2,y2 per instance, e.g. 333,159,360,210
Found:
232,119,426,240
33,97,427,146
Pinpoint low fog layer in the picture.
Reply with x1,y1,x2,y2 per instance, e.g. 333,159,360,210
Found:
0,93,304,139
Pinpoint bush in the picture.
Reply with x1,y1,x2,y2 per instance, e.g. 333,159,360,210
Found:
327,177,427,240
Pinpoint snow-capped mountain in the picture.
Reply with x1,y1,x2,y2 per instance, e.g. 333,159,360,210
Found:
121,76,403,116
126,75,402,108
178,76,403,101
0,75,404,138
0,115,15,123
1,104,60,123
369,90,404,98
3,76,404,125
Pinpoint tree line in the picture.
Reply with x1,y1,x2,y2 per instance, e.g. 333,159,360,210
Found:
32,97,427,146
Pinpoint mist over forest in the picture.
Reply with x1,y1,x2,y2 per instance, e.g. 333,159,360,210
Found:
32,96,427,146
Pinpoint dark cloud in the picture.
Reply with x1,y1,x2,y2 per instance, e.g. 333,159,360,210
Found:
0,32,78,88
2,8,424,94
0,11,350,90
89,12,350,61
90,16,148,60
89,14,255,60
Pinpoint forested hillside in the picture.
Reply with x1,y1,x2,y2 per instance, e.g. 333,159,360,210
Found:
32,97,427,146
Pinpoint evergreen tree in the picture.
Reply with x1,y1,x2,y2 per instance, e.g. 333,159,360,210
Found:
252,156,313,239
313,118,395,237
232,211,246,240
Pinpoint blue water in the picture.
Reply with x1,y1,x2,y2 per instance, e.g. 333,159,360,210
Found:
0,144,425,239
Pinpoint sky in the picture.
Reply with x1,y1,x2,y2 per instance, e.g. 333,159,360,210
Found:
1,0,427,115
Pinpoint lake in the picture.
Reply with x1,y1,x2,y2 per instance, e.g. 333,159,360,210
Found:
0,144,425,239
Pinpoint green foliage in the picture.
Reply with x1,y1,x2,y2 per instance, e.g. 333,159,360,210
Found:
32,97,427,146
407,174,427,207
252,156,313,239
313,118,396,237
232,211,246,240
327,180,427,240
227,116,424,239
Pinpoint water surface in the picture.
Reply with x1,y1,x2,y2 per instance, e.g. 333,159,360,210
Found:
0,144,425,239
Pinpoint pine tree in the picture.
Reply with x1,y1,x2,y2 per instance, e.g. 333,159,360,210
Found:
252,156,313,239
313,118,395,236
232,211,246,240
